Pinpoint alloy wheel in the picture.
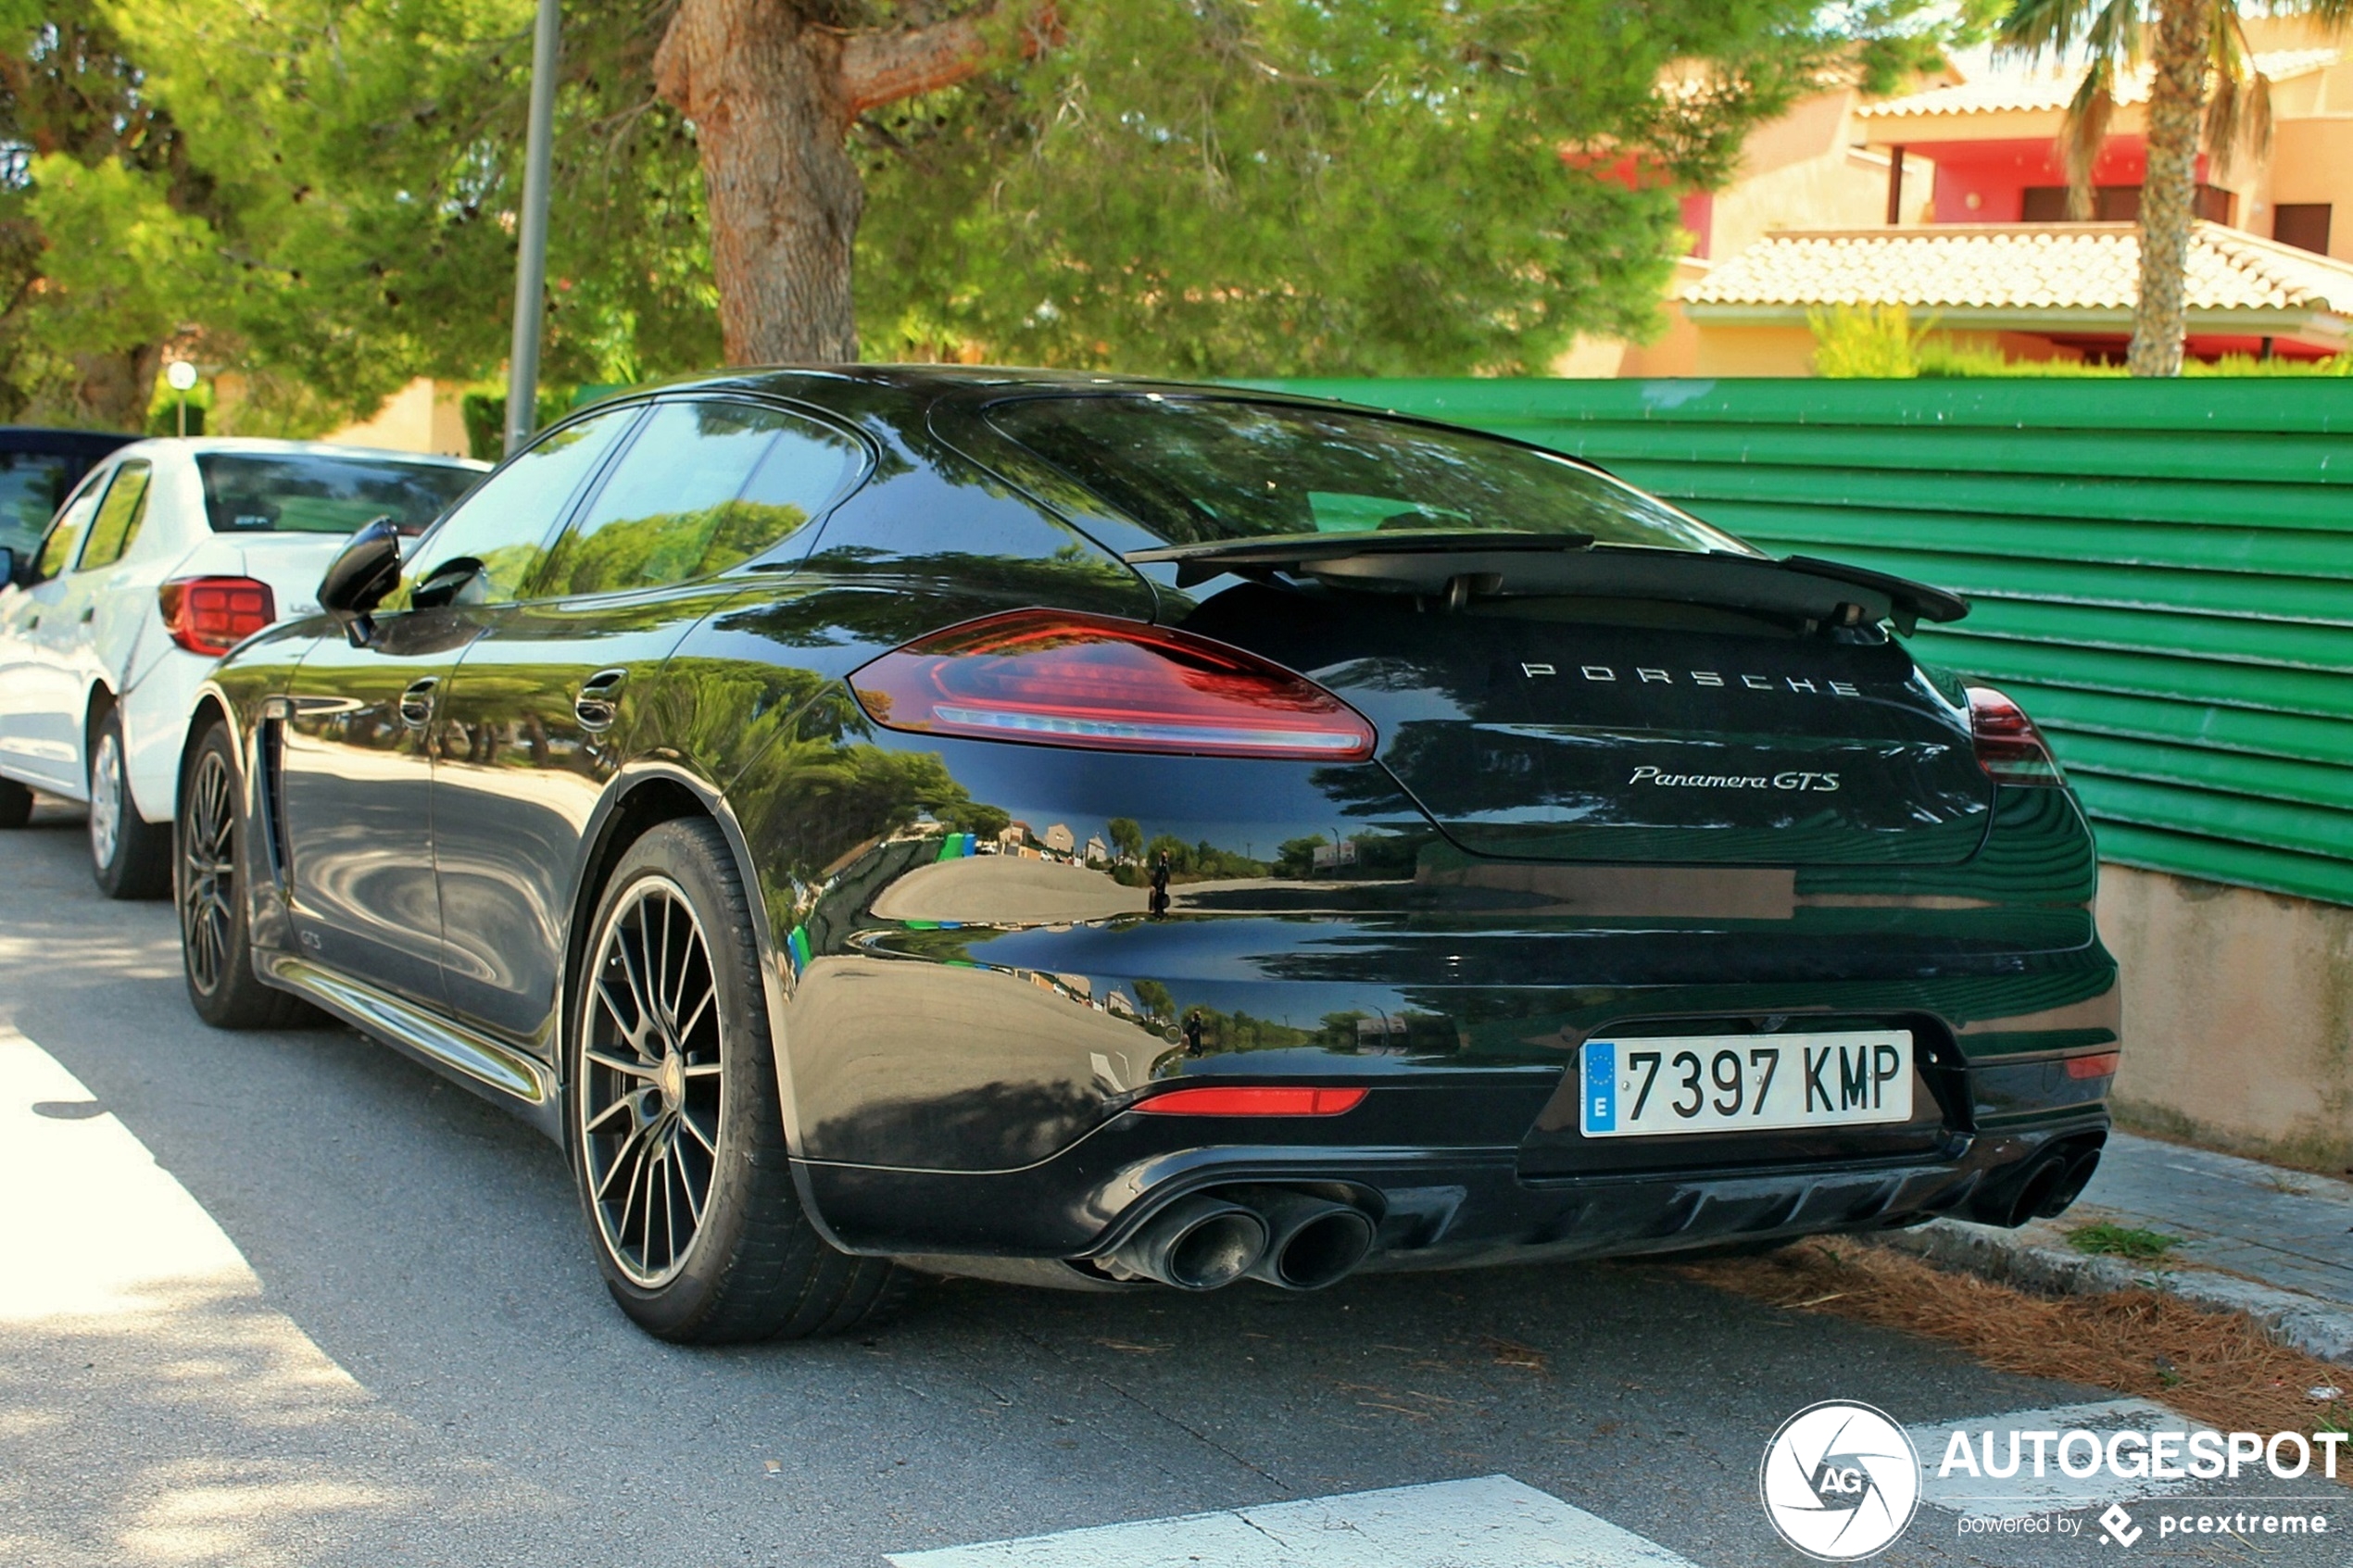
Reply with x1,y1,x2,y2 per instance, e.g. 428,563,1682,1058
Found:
179,748,236,996
577,875,725,1287
89,731,123,868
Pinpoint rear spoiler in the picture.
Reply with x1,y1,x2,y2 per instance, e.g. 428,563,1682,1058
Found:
1123,533,1969,634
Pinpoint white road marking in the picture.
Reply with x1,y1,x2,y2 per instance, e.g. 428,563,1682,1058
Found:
0,1022,559,1563
1907,1399,2202,1519
0,1023,258,1320
887,1474,1702,1568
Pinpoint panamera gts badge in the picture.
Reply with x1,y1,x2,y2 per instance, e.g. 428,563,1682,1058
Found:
1630,766,1841,793
1522,661,1860,696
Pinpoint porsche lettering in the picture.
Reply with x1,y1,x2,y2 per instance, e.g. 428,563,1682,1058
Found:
1524,664,1861,696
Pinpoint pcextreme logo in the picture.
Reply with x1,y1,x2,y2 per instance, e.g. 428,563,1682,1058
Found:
1759,1401,1923,1561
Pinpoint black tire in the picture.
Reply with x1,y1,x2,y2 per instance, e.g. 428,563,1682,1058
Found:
175,721,313,1029
1661,1235,1804,1262
90,706,172,899
569,817,905,1343
0,776,30,829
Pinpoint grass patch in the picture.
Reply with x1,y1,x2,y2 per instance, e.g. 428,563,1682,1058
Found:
2068,1223,2180,1261
1669,1240,2353,1461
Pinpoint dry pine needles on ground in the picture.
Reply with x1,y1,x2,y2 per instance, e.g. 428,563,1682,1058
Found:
1668,1237,2353,1463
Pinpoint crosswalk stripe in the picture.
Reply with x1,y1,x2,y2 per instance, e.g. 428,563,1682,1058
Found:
887,1474,1703,1568
1908,1398,2204,1520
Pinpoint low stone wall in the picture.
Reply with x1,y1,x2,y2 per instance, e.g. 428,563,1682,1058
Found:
2098,863,2353,1173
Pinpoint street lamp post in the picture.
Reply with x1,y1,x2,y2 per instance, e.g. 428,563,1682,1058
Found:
505,0,560,456
165,360,197,437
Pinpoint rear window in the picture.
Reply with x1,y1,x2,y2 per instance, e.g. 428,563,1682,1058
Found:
196,453,480,536
0,452,77,559
987,395,1752,555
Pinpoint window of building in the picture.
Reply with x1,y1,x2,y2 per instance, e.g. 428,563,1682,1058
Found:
2276,204,2333,255
2020,186,2070,222
2016,184,2231,224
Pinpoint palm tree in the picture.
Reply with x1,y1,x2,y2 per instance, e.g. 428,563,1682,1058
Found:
1999,1,2353,376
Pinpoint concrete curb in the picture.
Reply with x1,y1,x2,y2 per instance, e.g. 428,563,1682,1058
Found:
1877,1218,2353,1370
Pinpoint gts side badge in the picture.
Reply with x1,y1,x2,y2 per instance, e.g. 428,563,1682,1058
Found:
1522,661,1860,696
1630,765,1841,793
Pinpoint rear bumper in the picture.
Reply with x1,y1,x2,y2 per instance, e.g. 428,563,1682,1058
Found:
736,731,2119,1273
804,1114,2110,1272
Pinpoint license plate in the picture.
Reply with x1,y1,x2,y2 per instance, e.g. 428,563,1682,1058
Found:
1579,1030,1913,1137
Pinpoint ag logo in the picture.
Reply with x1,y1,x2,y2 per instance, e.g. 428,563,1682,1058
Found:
1758,1400,1921,1560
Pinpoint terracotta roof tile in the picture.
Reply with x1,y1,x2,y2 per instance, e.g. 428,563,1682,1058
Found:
1684,222,2353,315
1856,49,2339,119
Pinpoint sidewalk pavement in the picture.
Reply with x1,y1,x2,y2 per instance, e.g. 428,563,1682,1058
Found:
1881,1131,2353,1368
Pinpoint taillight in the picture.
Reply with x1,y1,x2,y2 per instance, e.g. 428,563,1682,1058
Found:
1966,685,2063,787
158,576,276,657
1132,1085,1368,1116
848,609,1376,760
2065,1051,2120,1080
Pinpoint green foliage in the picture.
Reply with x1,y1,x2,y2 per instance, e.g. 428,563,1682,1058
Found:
1834,0,2007,92
1135,832,1265,883
1811,303,2353,376
76,0,720,431
538,500,812,597
145,370,212,435
1808,303,1929,376
1275,835,1328,879
2067,1222,2180,1261
459,387,571,461
2,0,2001,425
860,0,1883,376
0,7,218,423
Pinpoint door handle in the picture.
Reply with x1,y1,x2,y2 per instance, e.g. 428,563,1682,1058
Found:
25,613,35,630
398,677,438,729
573,669,627,733
79,606,94,623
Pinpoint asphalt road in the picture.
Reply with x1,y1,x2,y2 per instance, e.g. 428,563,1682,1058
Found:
1,800,2339,1567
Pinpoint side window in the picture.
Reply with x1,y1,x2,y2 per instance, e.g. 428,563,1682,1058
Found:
534,400,859,599
76,461,153,571
405,406,638,607
0,452,74,562
31,470,107,583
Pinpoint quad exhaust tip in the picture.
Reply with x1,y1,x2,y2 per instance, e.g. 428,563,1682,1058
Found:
1230,1186,1377,1291
1107,1194,1269,1291
1973,1135,2105,1229
1104,1187,1377,1292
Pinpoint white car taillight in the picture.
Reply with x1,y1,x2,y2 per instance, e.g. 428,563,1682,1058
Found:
158,576,276,657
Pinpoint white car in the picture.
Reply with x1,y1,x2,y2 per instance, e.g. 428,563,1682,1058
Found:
0,437,485,896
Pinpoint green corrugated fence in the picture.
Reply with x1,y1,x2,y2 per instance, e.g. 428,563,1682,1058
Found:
1244,378,2353,908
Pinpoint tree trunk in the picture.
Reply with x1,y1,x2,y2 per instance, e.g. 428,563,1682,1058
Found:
655,1,863,364
70,344,161,432
2130,0,2212,378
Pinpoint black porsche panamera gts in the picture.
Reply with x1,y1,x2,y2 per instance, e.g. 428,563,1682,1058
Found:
174,368,2119,1341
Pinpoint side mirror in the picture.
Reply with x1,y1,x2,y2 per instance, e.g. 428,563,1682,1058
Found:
319,517,402,645
409,557,484,611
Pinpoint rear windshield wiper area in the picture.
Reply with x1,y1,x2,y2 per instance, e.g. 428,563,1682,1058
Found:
1123,533,1968,634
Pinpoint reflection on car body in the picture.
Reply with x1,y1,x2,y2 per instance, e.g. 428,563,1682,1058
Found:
172,369,2119,1342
